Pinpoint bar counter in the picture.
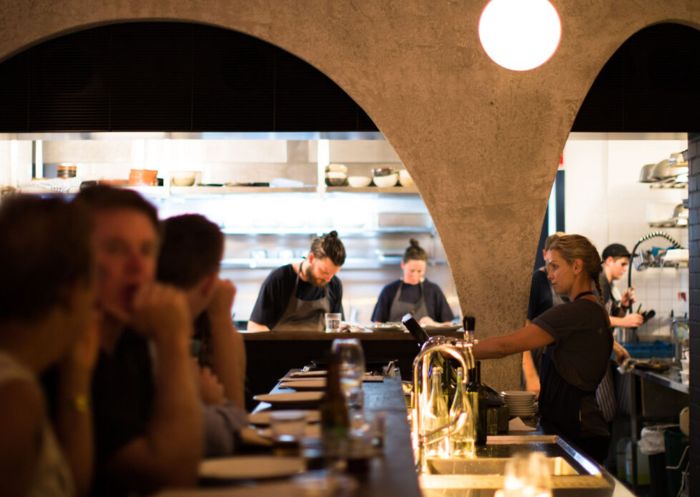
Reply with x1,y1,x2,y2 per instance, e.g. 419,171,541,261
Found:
251,368,635,497
242,329,462,409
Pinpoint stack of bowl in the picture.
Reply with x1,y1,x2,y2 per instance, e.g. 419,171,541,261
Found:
372,168,398,187
325,164,347,186
501,391,537,418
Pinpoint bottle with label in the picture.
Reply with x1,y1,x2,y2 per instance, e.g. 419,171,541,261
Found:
468,361,488,446
321,353,350,461
449,367,475,457
424,365,449,456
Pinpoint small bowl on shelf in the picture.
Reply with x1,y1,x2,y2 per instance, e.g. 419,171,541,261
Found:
372,174,398,188
347,176,372,188
171,170,200,187
398,170,414,187
325,172,347,187
326,163,348,174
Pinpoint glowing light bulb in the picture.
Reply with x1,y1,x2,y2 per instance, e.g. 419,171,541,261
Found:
478,0,562,71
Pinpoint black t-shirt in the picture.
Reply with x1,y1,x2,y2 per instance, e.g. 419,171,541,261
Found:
371,279,454,322
249,264,344,329
533,298,612,392
92,329,154,495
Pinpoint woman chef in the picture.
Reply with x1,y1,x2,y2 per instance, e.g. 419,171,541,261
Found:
371,239,454,326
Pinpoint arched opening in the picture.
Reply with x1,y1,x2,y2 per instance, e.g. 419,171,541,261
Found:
0,21,462,396
534,22,700,491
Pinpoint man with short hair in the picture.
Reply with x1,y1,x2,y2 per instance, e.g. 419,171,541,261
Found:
157,214,248,456
600,243,644,330
75,186,201,497
248,231,346,331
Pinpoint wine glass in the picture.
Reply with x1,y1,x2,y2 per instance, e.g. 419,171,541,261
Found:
331,338,365,411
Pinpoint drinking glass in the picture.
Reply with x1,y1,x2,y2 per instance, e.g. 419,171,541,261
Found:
325,313,342,333
331,338,365,410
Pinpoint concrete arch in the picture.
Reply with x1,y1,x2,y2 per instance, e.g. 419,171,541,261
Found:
1,1,700,388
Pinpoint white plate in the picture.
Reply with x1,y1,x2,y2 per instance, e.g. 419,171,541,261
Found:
253,392,324,405
279,379,326,390
288,370,327,377
248,410,320,426
199,456,304,480
257,423,322,440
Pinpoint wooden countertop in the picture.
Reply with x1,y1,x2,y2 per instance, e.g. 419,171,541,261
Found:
241,329,463,341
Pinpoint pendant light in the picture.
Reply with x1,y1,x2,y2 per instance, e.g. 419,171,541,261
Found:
478,0,562,71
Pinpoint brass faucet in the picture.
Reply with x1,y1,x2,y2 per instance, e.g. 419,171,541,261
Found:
412,336,473,472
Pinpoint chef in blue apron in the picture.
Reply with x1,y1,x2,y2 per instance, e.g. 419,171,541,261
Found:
247,231,346,331
371,239,454,326
474,234,612,464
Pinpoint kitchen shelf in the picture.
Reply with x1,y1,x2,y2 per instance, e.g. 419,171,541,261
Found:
170,185,317,195
220,227,435,236
648,182,687,189
221,257,447,270
325,186,419,194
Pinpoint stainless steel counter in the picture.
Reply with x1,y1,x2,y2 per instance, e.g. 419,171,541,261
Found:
630,364,688,394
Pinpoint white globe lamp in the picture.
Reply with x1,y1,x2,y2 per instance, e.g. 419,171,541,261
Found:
478,0,562,71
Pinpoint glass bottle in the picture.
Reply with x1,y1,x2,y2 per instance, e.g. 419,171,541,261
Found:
449,367,475,457
321,353,350,461
468,361,488,446
425,365,449,457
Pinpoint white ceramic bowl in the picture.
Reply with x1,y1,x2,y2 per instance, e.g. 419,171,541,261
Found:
347,176,372,188
398,169,414,187
325,171,347,179
373,174,398,188
326,163,348,174
171,170,199,186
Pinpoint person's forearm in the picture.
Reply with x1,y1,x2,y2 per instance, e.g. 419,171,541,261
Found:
246,320,269,332
144,330,202,485
209,316,246,409
522,351,539,384
54,365,93,497
473,337,512,360
610,316,627,327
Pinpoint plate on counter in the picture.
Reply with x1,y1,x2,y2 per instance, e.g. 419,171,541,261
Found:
288,370,327,378
423,324,463,332
366,322,405,332
279,379,326,390
199,456,304,480
249,409,321,426
253,392,324,406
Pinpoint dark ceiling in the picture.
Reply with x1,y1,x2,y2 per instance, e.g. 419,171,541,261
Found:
0,21,698,133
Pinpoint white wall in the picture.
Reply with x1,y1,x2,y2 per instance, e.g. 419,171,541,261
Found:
564,133,689,338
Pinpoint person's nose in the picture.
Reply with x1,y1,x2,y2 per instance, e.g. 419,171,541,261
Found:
125,249,146,274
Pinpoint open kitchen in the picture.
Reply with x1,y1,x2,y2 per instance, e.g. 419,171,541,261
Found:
0,3,697,497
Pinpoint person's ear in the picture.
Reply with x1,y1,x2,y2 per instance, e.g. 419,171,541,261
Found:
400,260,406,270
306,252,315,265
572,259,583,274
200,272,218,299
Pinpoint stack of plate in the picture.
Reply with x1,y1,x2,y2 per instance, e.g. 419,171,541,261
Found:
501,391,537,418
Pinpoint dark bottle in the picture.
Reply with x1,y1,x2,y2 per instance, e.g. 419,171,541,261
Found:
320,354,350,458
467,361,488,445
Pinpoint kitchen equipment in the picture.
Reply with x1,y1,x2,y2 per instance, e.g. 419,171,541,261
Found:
399,169,414,187
373,174,398,188
639,163,657,183
371,167,396,177
128,168,158,186
347,176,372,188
325,170,347,186
170,170,199,186
57,163,77,178
326,163,348,174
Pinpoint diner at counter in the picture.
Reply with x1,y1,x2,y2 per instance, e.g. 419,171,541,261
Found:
247,231,346,332
371,238,454,327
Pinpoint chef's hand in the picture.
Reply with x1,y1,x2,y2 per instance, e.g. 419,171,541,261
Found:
418,316,438,327
620,313,643,328
613,341,631,365
621,288,636,309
